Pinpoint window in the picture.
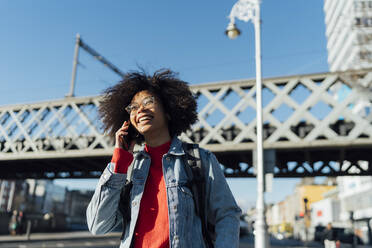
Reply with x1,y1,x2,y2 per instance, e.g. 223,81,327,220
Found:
354,1,372,11
359,50,372,60
357,33,372,44
355,17,372,27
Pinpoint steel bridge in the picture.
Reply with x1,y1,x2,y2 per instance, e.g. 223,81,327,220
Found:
1,69,372,179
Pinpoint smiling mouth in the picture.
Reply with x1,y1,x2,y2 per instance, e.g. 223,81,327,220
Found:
137,115,153,124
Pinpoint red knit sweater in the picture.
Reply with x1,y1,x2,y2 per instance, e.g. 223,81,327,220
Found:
111,141,171,248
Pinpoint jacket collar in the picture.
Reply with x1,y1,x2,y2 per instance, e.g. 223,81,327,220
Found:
135,136,185,157
168,136,185,156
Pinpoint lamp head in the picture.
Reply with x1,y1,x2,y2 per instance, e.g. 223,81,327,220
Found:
225,22,241,40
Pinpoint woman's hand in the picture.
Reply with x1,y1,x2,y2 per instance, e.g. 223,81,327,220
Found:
115,121,135,153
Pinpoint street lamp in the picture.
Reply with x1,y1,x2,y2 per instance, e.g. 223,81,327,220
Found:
225,1,267,248
225,23,241,40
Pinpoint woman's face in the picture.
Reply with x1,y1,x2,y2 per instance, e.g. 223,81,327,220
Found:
127,90,169,138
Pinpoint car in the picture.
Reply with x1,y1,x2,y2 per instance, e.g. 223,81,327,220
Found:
313,225,363,245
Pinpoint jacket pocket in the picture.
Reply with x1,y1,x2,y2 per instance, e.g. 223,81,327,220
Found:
179,185,193,198
177,185,194,218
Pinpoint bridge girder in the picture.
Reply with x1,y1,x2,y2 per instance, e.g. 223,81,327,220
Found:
1,69,372,179
1,144,372,179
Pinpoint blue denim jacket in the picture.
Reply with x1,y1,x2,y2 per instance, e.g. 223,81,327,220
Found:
86,137,241,248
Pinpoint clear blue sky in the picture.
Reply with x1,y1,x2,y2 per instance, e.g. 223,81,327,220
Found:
1,0,328,211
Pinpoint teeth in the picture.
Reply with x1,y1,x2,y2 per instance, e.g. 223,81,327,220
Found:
139,116,152,123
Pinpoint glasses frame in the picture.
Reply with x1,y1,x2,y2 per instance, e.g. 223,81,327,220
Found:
125,96,155,115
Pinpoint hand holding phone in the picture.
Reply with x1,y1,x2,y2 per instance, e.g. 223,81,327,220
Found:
115,121,135,152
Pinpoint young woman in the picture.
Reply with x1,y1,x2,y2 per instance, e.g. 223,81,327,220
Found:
86,69,241,248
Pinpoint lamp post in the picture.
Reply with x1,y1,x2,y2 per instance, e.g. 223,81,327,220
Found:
350,211,356,248
303,198,309,243
225,1,267,248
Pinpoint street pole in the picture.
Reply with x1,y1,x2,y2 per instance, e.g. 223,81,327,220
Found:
225,1,267,247
350,211,356,248
67,33,81,98
66,33,125,98
304,198,309,244
253,3,266,248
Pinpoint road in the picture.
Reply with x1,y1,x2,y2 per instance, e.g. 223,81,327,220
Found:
0,232,325,248
0,238,119,248
1,232,369,248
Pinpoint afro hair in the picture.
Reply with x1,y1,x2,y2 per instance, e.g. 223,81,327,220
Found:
98,69,198,143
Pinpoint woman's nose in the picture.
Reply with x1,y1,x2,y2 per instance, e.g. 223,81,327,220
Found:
136,104,146,114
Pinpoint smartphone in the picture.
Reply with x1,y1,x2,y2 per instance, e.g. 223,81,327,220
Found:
123,122,137,149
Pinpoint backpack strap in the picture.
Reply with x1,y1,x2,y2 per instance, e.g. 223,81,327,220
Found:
182,142,214,248
118,160,135,240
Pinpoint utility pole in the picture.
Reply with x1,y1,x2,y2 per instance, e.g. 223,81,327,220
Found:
67,34,81,98
66,33,125,98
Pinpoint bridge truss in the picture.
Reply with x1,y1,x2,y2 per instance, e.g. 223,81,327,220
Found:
1,69,372,179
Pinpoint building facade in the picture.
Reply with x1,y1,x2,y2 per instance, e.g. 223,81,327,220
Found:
0,180,28,212
337,175,372,244
324,2,372,244
64,189,94,229
25,179,66,214
324,0,372,71
0,180,16,212
265,178,336,241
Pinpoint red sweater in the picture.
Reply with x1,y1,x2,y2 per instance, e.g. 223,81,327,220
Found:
111,141,171,248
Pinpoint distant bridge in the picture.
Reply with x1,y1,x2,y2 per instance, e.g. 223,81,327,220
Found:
1,69,372,179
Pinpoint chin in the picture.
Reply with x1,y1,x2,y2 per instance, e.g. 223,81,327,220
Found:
137,125,152,135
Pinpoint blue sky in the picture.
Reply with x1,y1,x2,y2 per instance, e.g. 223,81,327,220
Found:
1,0,328,210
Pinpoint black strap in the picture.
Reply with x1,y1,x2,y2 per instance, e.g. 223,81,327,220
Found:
118,156,136,242
182,143,214,248
118,179,133,240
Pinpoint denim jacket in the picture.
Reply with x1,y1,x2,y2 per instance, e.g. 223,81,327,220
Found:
86,137,241,248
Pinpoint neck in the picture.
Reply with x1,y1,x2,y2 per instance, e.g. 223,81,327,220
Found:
144,128,171,147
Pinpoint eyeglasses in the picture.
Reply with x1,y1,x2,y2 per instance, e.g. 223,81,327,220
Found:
125,96,155,115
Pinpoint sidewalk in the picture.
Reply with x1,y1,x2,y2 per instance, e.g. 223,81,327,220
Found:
0,231,121,243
